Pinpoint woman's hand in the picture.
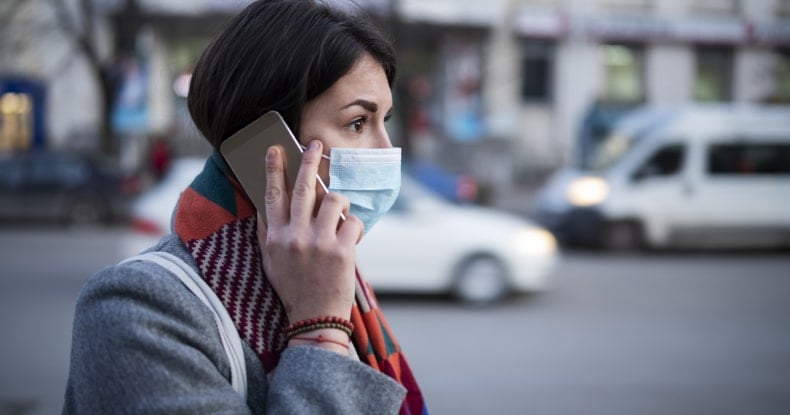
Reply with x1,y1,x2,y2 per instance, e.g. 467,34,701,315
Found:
256,140,363,326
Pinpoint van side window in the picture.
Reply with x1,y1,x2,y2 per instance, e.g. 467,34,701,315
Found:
633,144,685,180
708,143,790,175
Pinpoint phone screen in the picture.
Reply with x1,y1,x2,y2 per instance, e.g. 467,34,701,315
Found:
220,111,304,224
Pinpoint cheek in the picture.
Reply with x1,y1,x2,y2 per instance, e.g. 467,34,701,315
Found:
298,133,337,186
312,160,330,215
318,158,330,187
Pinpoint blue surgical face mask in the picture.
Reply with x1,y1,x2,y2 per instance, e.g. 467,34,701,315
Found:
316,147,401,234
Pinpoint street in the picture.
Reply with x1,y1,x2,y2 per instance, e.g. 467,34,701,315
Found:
1,228,789,415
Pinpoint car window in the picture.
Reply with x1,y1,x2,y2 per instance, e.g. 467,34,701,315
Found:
708,142,790,175
389,193,408,213
0,157,24,187
633,143,685,180
386,176,444,214
89,153,121,178
29,154,87,185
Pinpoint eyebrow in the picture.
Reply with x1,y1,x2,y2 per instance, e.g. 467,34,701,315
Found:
342,99,379,113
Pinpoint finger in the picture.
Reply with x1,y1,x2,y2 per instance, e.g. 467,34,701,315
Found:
336,214,364,246
315,192,350,237
255,211,268,243
290,140,322,226
264,145,289,229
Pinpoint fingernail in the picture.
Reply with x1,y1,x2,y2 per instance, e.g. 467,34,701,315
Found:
266,146,277,161
310,140,321,151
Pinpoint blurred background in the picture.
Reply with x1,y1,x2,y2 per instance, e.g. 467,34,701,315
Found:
1,0,790,414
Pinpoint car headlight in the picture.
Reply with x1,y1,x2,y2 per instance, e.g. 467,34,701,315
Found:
566,176,609,207
514,227,557,256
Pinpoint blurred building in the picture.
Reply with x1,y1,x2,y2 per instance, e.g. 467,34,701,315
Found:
1,0,789,184
394,0,790,187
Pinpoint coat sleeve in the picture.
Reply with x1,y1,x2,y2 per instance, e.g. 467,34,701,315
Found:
268,346,406,414
63,261,406,414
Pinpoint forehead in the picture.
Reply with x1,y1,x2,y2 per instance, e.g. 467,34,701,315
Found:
320,54,392,107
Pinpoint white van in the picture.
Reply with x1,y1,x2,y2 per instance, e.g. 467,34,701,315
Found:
533,104,790,250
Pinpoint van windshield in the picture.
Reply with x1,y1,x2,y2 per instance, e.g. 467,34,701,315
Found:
587,133,638,171
584,108,676,172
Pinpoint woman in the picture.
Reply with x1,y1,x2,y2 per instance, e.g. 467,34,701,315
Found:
63,1,427,413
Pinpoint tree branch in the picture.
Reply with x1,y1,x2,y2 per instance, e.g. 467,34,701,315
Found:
44,0,102,69
0,0,28,26
0,0,32,54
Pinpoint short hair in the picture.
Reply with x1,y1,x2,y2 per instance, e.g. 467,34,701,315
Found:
187,0,397,150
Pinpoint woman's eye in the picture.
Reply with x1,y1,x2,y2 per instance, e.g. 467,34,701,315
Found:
348,117,367,133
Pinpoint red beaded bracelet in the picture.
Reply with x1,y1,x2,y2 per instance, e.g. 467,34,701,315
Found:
290,334,350,350
285,316,354,338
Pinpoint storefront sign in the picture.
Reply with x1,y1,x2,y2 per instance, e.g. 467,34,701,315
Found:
578,14,747,44
514,10,568,38
514,11,763,45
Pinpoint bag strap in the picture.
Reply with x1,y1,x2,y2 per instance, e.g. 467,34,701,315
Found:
120,251,248,399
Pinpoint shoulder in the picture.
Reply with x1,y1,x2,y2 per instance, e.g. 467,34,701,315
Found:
78,234,197,311
73,240,214,353
66,235,255,413
78,238,196,315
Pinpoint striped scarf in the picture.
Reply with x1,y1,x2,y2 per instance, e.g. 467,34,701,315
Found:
173,152,427,414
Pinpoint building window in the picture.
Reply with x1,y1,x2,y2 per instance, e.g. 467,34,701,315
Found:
779,0,790,17
600,0,650,11
520,41,553,102
708,142,790,175
694,47,733,102
691,0,738,14
522,0,561,6
601,44,644,103
773,49,790,103
443,39,484,142
0,92,33,152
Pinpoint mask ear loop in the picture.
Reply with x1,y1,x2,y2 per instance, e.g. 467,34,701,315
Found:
300,144,346,222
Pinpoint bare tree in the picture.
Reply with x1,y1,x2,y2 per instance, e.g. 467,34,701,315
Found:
49,0,144,156
1,0,140,156
0,1,33,59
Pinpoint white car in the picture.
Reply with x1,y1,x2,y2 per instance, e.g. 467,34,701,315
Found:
124,157,558,304
129,157,206,235
357,176,557,303
121,157,206,257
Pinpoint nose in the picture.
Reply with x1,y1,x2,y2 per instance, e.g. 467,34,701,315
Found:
374,126,393,149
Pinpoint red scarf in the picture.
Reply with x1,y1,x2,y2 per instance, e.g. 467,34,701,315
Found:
174,153,427,414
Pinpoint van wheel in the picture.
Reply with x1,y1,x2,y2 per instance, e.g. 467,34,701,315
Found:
452,256,509,305
602,222,643,252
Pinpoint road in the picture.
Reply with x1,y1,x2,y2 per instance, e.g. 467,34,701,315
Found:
1,227,789,415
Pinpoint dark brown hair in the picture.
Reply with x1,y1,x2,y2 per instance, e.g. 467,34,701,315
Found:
187,0,396,150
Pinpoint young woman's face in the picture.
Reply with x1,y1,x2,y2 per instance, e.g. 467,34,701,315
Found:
299,52,393,186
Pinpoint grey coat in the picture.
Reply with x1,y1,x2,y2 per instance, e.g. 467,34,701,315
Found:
63,234,406,414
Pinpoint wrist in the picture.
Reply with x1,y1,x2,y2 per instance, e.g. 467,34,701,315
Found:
287,328,350,355
285,316,354,338
286,310,352,325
